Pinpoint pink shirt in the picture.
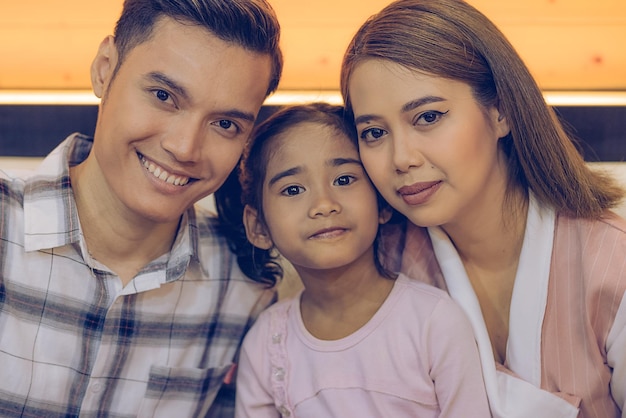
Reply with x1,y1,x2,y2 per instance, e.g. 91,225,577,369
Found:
398,199,626,418
235,274,491,418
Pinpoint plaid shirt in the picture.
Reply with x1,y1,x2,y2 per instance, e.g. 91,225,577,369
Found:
0,133,275,418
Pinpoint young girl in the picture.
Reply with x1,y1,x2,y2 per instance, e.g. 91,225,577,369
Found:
233,102,490,417
340,1,626,417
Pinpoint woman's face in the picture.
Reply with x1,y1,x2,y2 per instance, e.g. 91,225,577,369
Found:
347,59,510,229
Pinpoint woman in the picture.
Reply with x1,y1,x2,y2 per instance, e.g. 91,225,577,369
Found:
340,1,626,417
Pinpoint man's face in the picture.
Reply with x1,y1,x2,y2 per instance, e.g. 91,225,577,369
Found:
89,16,272,224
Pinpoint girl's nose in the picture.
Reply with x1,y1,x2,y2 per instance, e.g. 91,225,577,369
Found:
308,188,342,218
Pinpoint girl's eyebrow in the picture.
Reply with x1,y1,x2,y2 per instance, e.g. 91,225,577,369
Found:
329,157,362,167
267,157,361,187
268,166,301,187
354,95,446,125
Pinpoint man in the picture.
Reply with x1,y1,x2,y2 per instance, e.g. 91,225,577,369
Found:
0,0,282,416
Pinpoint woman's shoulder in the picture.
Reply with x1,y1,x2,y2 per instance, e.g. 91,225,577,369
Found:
555,210,626,249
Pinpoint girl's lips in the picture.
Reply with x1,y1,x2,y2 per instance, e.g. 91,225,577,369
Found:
397,181,442,205
309,227,347,240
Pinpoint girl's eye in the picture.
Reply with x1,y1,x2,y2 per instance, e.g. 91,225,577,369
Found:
334,175,355,186
359,127,387,143
415,110,448,125
281,185,304,196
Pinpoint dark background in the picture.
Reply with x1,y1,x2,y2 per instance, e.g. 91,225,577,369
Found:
1,104,625,162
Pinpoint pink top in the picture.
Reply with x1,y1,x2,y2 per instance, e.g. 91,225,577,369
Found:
235,274,491,418
398,199,626,418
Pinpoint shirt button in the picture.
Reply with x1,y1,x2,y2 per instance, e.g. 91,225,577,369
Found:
90,382,103,393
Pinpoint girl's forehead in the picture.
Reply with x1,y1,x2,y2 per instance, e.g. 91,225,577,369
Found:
268,123,356,161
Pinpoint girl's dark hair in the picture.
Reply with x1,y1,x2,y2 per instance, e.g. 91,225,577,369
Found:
113,0,282,96
216,102,399,285
341,0,624,218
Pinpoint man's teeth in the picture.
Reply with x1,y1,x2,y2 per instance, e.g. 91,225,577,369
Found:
141,156,190,186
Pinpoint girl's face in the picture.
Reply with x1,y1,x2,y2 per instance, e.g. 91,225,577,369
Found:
246,122,384,273
347,59,510,229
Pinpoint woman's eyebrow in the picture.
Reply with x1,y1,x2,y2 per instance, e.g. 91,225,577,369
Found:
354,95,445,125
401,95,446,113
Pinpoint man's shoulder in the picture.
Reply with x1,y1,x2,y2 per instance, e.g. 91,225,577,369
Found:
189,204,226,243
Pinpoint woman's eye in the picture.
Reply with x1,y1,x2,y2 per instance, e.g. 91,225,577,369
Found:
360,127,387,142
416,110,448,125
281,185,304,196
334,175,355,186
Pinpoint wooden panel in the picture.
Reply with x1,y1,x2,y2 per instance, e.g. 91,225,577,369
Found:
0,0,624,91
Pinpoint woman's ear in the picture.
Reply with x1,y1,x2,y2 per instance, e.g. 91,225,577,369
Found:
491,107,511,139
91,35,118,99
243,205,273,250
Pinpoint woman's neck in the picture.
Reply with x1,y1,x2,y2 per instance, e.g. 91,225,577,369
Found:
442,189,529,363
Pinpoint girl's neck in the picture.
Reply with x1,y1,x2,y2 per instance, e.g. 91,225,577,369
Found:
297,261,395,341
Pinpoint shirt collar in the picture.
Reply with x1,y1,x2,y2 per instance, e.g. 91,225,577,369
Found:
24,133,89,251
23,134,197,269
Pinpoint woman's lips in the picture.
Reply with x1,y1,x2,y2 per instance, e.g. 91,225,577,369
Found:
397,181,442,205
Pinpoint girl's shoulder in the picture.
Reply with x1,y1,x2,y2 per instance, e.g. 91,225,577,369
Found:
392,274,466,322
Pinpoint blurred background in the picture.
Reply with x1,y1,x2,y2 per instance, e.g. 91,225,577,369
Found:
1,0,625,161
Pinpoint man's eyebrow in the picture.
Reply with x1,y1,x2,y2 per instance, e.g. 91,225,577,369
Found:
145,71,189,101
220,109,256,123
354,95,446,125
145,71,256,122
268,167,301,188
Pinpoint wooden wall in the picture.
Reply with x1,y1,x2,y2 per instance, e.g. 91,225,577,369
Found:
0,0,625,91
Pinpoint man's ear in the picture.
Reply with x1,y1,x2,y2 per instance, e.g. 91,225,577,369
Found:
243,205,273,250
91,35,118,99
379,206,393,225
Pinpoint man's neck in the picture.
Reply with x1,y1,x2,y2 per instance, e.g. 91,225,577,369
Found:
70,158,180,286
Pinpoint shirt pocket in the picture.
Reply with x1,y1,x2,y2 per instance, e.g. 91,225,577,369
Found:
137,363,232,418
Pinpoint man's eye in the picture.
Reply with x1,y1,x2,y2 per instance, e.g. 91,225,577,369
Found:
212,119,240,136
155,90,170,102
219,120,232,129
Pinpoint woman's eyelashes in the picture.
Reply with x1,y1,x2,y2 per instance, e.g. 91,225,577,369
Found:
358,109,451,142
414,110,449,126
359,127,387,143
